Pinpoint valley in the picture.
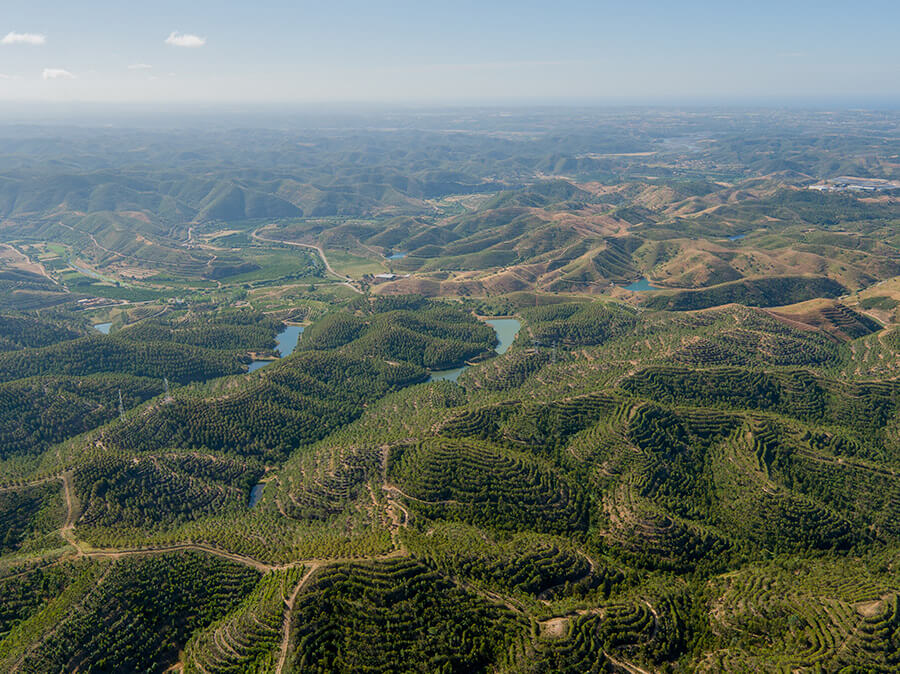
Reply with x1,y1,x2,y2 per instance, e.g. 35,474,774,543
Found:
0,108,899,672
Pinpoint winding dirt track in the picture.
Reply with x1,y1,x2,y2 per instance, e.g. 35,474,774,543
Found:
604,652,653,674
0,474,62,493
78,544,278,572
5,471,411,575
3,458,603,670
60,472,79,552
275,564,320,674
0,243,59,285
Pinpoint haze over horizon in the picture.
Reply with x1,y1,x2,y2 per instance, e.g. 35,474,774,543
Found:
1,0,899,106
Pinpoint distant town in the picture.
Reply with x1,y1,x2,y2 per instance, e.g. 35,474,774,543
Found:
809,176,900,192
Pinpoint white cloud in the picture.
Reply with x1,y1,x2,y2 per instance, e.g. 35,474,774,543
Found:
128,63,153,70
42,68,75,80
165,32,206,48
2,32,46,46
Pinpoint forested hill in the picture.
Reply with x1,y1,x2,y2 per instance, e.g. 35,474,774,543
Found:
2,289,900,672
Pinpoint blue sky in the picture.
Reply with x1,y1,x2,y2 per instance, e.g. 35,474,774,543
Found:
1,0,898,103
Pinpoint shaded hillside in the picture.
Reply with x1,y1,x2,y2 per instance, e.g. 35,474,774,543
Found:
641,276,847,311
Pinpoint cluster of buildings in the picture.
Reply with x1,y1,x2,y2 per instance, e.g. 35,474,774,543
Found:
371,272,411,283
809,176,900,193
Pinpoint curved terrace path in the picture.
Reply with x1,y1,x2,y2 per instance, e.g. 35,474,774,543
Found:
275,564,320,674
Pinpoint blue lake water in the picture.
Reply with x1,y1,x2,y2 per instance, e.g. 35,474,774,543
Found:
275,325,304,356
428,366,467,382
388,252,408,259
728,234,746,241
623,278,661,292
94,323,112,334
427,318,521,382
249,324,305,372
485,318,520,355
248,483,266,507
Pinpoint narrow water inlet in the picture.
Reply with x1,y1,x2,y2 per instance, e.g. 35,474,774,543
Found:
427,318,521,382
248,324,305,372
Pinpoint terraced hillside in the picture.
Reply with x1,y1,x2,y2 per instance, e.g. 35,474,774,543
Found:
0,289,898,672
1,109,899,671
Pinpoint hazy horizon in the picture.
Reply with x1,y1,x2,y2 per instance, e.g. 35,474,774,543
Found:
0,98,899,131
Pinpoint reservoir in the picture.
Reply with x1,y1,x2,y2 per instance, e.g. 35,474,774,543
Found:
388,251,408,259
248,483,265,507
428,365,467,383
94,323,112,334
248,324,304,372
275,325,304,357
427,318,521,382
485,318,520,355
623,278,661,292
